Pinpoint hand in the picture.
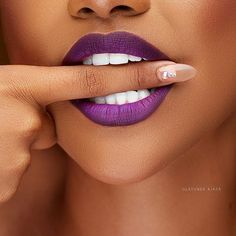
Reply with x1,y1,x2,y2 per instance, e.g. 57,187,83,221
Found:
0,61,197,203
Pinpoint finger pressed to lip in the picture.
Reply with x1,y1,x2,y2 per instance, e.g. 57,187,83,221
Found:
1,61,197,107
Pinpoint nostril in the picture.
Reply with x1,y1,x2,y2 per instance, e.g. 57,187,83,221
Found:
112,5,133,12
77,7,94,18
110,5,135,15
79,7,93,14
69,0,150,19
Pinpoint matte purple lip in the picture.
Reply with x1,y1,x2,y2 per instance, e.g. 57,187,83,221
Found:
71,85,173,126
62,31,174,127
62,31,171,65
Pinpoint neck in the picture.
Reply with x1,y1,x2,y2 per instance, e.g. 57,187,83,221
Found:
58,114,236,236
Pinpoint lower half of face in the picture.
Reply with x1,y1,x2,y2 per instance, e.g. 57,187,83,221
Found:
1,0,236,184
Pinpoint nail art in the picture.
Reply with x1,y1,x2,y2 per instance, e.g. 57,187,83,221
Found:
159,64,197,82
161,71,177,80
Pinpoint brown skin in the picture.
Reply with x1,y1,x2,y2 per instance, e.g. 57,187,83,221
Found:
0,0,235,235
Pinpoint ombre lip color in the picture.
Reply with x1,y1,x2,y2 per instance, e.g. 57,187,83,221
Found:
62,31,174,127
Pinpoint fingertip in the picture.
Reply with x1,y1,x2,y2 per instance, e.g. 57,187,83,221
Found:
158,63,197,82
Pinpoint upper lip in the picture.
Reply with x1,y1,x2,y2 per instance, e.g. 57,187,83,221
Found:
62,31,172,66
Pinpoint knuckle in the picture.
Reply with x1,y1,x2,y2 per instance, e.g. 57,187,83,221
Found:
4,153,31,175
19,113,42,139
83,68,105,97
13,154,31,173
130,67,145,89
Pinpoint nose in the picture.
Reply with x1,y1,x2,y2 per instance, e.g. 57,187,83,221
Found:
68,0,150,19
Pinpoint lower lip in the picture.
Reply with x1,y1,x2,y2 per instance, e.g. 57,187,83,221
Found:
70,84,173,126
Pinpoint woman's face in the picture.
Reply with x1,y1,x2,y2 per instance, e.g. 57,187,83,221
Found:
0,0,235,184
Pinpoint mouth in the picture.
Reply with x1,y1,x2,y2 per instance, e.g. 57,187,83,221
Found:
62,31,174,127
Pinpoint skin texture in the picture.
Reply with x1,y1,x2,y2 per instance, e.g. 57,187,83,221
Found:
0,0,235,235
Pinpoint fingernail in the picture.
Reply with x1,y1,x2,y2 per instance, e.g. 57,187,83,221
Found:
158,64,197,82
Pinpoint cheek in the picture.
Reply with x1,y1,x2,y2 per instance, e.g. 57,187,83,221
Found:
161,0,236,27
197,1,236,34
159,1,236,90
0,0,68,65
158,1,236,56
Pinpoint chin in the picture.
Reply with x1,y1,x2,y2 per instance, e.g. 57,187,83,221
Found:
59,136,174,185
70,153,162,185
49,102,183,185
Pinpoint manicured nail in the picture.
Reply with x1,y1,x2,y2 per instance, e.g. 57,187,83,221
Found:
158,64,197,82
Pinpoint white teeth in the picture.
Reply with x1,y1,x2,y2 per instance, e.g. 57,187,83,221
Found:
84,53,151,104
138,89,150,100
115,92,127,105
82,53,147,65
109,53,129,65
89,89,153,105
92,53,109,66
126,91,139,103
105,94,116,104
128,55,142,62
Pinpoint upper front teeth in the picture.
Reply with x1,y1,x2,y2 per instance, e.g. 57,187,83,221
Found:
83,53,145,66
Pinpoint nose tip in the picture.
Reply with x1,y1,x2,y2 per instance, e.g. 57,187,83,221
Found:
68,0,150,19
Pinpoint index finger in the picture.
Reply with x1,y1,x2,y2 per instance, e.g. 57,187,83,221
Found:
1,60,179,106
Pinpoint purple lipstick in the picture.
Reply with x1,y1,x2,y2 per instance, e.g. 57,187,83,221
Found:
62,31,174,127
